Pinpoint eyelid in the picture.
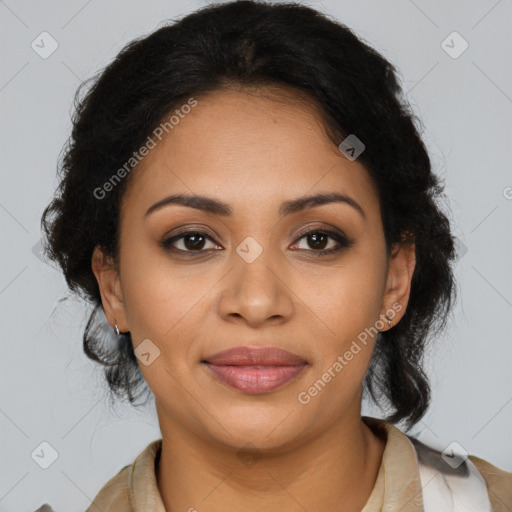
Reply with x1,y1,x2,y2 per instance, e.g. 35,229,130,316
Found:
294,222,350,240
162,224,221,242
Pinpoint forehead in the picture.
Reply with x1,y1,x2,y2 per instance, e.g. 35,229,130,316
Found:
121,87,379,219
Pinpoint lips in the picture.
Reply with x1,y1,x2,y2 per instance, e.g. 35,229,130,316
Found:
202,346,308,394
204,346,307,366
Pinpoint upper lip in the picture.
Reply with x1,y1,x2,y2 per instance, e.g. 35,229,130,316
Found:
203,346,307,366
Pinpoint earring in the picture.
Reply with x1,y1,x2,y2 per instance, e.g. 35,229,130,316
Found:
114,322,120,335
385,314,392,327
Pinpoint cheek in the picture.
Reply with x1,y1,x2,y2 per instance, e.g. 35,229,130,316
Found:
118,238,190,341
300,255,386,353
118,251,204,396
296,264,384,411
119,239,222,360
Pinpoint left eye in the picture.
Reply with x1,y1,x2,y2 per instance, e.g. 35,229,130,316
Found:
293,230,348,253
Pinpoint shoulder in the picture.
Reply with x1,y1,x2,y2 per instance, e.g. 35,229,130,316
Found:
470,455,512,512
84,462,132,512
33,463,134,512
363,416,511,511
85,439,163,512
408,435,512,512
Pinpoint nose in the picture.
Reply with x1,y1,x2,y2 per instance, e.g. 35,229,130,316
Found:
216,242,294,328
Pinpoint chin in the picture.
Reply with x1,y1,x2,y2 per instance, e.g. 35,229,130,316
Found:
200,405,311,452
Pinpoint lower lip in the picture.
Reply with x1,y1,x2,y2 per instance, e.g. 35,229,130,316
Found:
204,363,307,394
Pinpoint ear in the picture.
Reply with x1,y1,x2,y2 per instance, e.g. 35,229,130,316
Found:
380,236,416,330
91,245,128,332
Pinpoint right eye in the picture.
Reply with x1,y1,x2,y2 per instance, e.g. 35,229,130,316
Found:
161,231,221,254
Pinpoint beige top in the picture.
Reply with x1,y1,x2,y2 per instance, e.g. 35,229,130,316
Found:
64,416,511,511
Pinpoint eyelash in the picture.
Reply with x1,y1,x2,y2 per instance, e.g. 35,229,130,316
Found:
160,228,354,257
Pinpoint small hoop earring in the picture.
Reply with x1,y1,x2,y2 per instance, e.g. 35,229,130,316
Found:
114,322,120,335
385,314,392,327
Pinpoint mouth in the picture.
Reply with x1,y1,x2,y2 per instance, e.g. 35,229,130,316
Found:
201,345,309,394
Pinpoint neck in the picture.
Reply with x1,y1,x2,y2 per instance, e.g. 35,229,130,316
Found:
155,407,386,512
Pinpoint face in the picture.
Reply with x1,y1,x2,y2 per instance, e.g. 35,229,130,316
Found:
92,87,415,452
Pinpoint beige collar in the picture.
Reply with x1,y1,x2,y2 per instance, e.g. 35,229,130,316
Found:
361,416,424,511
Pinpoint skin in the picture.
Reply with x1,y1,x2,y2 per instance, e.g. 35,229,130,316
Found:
92,86,416,511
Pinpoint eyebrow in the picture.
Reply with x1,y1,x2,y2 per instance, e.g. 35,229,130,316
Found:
144,192,366,220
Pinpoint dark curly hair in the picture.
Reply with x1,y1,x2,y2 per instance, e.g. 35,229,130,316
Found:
40,0,457,430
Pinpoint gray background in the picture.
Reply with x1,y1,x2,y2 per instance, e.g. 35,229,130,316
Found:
1,0,511,510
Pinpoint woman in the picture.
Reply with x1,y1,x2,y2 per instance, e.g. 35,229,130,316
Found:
39,1,511,510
